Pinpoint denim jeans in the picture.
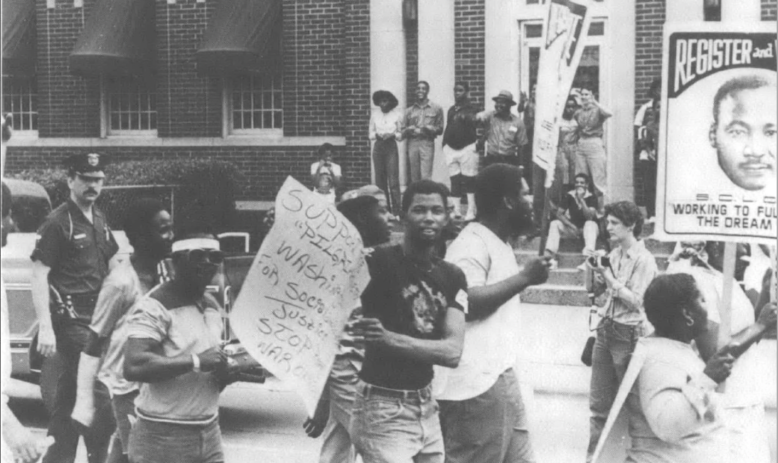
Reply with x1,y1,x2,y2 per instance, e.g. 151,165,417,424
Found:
319,356,360,463
350,382,444,463
128,417,223,463
439,369,535,463
43,321,115,463
587,319,645,462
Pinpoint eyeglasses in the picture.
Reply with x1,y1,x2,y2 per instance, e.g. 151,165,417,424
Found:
183,249,224,265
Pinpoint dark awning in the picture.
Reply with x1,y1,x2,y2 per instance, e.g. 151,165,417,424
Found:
196,0,282,76
69,0,155,77
2,0,36,77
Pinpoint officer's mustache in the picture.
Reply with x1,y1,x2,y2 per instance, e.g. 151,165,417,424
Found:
85,189,98,195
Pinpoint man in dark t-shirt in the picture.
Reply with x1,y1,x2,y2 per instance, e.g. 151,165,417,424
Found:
349,180,467,463
544,173,600,262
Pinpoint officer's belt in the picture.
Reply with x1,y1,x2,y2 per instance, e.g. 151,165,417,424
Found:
50,288,100,320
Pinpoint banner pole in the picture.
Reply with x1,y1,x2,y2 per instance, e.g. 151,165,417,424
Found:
716,241,736,393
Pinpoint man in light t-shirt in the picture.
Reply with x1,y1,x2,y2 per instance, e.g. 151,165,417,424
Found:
124,230,231,463
438,164,551,463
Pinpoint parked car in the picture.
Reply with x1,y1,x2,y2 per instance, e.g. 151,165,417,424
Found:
2,179,264,411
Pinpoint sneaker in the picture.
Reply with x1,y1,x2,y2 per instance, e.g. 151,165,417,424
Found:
549,259,559,270
645,217,656,224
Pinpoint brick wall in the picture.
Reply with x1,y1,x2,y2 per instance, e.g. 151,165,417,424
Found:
455,0,485,109
36,0,101,137
15,0,372,201
341,0,372,191
633,0,665,207
763,0,777,20
282,0,344,137
156,0,221,138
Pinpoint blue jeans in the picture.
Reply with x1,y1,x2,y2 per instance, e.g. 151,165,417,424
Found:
350,382,444,463
439,369,535,463
128,417,223,463
587,319,645,462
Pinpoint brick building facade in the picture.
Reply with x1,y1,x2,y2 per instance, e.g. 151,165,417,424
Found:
3,0,774,209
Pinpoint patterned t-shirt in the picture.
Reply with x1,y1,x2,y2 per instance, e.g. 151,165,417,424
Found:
359,245,467,390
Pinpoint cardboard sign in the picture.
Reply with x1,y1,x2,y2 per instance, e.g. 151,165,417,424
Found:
230,177,370,415
532,0,593,187
655,23,777,244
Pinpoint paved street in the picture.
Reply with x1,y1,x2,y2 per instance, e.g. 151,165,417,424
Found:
8,376,775,463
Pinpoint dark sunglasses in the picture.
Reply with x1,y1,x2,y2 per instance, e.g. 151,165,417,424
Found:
184,249,224,265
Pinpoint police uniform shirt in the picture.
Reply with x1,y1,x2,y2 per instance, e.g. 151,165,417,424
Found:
31,199,118,295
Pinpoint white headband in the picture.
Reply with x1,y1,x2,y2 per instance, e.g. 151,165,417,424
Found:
171,238,220,253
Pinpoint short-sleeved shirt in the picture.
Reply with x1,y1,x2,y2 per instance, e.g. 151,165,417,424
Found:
477,111,528,157
89,259,148,396
31,200,118,295
359,245,467,390
436,222,522,401
562,190,598,229
443,100,479,150
574,104,609,139
127,291,223,422
404,100,444,141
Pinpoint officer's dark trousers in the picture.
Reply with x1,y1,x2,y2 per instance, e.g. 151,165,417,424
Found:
43,321,116,463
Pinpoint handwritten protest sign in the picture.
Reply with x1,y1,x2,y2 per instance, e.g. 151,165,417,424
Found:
655,23,776,244
230,177,370,415
532,0,592,187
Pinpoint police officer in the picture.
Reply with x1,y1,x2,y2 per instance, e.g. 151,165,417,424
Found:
31,153,119,463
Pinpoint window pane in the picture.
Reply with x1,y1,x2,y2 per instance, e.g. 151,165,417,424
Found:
106,76,157,132
525,24,542,38
2,75,38,131
230,73,283,131
588,22,605,36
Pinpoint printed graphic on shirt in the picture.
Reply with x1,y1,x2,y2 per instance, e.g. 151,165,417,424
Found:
402,280,448,337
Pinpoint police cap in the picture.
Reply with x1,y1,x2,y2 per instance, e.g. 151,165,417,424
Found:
65,153,108,179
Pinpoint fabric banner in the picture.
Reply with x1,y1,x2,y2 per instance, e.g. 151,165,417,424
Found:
655,23,777,244
230,177,370,415
532,0,593,187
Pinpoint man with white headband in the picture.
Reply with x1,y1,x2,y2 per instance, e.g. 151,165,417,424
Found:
124,230,230,463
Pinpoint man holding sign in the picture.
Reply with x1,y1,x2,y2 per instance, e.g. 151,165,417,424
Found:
349,180,467,463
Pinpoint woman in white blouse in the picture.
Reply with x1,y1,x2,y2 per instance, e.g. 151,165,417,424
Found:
369,90,402,215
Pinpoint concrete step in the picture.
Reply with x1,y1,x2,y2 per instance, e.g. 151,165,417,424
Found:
547,268,585,286
521,284,590,306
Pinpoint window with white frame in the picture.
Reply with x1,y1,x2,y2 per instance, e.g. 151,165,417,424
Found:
227,74,283,134
103,75,157,135
2,75,38,133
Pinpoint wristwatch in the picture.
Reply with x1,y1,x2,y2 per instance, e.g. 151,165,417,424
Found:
191,353,201,373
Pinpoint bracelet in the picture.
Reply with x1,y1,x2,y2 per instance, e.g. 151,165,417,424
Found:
191,353,201,373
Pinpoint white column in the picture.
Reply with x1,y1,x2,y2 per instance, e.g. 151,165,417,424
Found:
607,0,636,202
666,0,704,22
485,0,520,112
370,0,406,187
418,0,455,187
722,0,761,22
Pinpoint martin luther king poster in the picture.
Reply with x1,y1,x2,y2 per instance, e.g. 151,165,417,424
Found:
655,23,776,245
